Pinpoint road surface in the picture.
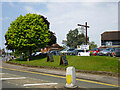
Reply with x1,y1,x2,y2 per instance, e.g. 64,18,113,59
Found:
0,57,120,90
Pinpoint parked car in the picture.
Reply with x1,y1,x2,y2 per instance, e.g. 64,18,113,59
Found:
98,48,114,56
89,48,104,56
60,48,75,55
72,49,87,55
60,49,68,54
50,50,61,55
67,49,75,55
32,52,42,56
2,54,5,57
112,48,120,57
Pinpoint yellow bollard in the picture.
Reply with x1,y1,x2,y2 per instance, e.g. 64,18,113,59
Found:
66,67,77,88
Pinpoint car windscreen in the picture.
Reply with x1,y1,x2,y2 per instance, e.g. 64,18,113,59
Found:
93,48,98,51
68,49,74,51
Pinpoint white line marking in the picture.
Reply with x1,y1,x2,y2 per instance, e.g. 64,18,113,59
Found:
0,73,5,74
24,83,58,86
1,77,26,80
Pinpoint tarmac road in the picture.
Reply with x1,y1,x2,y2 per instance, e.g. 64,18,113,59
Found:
0,57,120,90
1,67,119,89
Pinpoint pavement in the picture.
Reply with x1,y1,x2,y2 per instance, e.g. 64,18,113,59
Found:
2,62,119,87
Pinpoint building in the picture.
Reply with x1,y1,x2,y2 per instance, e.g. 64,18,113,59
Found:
101,31,120,48
41,43,63,53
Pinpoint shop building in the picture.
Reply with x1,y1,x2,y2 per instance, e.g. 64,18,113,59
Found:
101,31,120,48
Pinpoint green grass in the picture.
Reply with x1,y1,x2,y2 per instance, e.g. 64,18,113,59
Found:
9,55,120,73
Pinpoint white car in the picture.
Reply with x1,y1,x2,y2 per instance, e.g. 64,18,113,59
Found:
60,49,68,54
61,49,75,55
32,52,42,56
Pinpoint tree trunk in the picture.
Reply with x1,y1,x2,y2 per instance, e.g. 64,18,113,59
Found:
29,48,32,60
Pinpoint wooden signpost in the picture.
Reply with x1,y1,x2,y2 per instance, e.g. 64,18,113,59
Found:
60,54,68,65
47,53,54,62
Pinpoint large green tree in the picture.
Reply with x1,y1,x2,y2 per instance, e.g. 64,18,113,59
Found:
5,13,50,59
65,28,89,48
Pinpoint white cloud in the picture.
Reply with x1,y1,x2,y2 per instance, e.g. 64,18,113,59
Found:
9,2,15,7
1,0,120,2
2,17,11,21
45,2,117,46
24,6,36,13
23,2,117,47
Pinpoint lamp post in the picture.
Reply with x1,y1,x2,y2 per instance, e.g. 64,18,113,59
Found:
77,22,90,45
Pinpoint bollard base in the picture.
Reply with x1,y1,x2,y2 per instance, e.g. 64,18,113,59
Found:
65,85,78,89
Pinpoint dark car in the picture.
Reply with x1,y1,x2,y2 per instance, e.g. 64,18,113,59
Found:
113,48,120,57
66,49,75,55
50,50,61,55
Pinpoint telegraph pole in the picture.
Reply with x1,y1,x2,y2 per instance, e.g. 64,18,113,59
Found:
77,22,90,45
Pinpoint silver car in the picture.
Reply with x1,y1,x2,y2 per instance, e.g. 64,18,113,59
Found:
98,48,114,56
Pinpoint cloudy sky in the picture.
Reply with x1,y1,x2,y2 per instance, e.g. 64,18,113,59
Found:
0,0,119,50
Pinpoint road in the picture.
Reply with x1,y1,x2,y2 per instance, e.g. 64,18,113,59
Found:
0,57,120,90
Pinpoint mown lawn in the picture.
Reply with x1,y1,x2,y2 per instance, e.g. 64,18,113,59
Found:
9,55,120,73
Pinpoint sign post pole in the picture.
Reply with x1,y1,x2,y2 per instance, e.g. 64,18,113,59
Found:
78,22,90,45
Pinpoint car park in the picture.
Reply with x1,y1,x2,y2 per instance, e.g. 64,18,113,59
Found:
60,48,75,55
112,48,120,57
89,48,104,56
72,49,86,55
60,49,68,54
66,49,75,55
32,52,42,56
98,48,114,56
50,50,61,55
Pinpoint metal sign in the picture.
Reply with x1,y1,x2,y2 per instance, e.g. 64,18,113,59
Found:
77,45,89,50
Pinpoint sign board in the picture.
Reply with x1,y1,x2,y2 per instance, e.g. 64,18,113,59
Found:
60,55,68,65
77,45,89,50
47,53,54,62
106,42,112,46
78,52,90,56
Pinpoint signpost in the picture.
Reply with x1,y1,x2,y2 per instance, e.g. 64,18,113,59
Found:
47,53,54,62
60,54,68,65
78,22,90,45
77,22,90,56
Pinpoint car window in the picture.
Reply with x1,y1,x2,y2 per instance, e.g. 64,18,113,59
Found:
115,48,120,51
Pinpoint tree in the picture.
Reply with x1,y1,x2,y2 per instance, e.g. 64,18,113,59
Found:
5,13,50,59
47,31,56,46
89,41,97,50
1,48,5,55
66,28,89,48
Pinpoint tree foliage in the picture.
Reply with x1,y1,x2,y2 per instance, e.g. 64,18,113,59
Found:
66,28,89,48
47,31,56,46
89,41,97,50
5,13,50,58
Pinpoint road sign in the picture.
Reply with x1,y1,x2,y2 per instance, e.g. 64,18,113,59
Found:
47,53,54,62
77,45,89,50
60,54,68,65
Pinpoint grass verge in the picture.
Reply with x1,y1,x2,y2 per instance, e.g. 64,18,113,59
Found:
8,55,119,74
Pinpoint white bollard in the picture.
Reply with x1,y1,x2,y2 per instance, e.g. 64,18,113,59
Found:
66,67,77,88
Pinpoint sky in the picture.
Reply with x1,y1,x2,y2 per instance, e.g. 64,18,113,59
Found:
0,0,119,51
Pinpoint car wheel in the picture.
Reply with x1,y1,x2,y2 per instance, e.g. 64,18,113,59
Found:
107,54,109,56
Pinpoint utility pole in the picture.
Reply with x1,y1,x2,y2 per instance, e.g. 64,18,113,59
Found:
77,22,90,45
